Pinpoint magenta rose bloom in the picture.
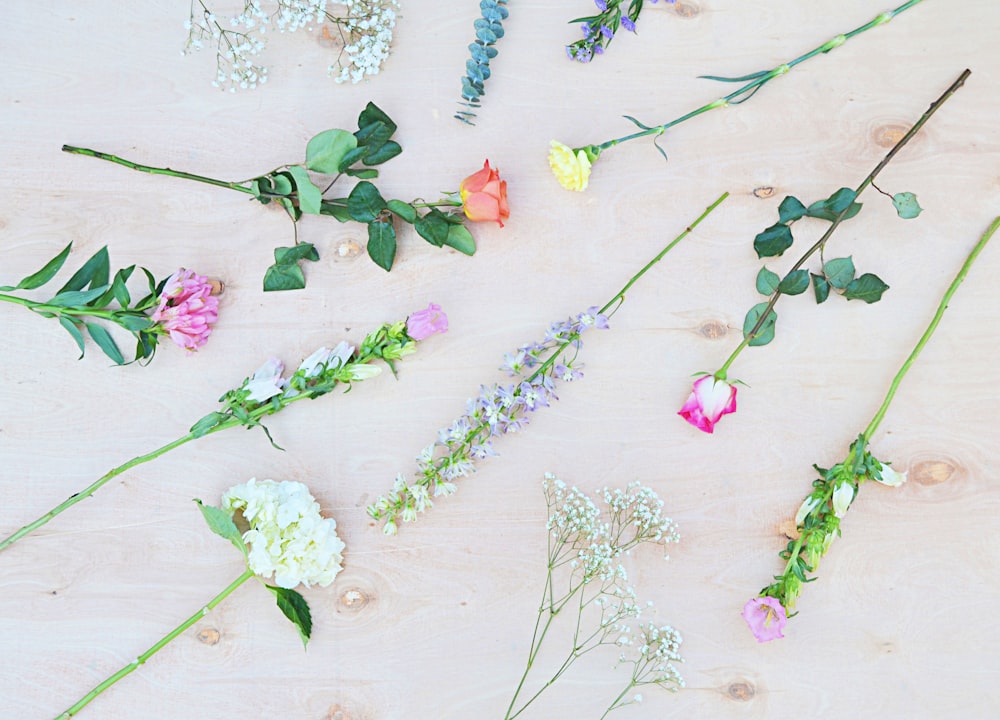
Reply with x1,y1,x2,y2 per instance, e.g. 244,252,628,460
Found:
407,303,449,340
151,268,219,351
741,597,787,643
677,375,737,433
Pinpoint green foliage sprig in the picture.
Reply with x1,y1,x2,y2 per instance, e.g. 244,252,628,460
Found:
63,103,479,290
455,0,509,125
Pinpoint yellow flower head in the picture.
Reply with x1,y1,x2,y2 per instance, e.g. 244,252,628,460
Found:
548,140,593,192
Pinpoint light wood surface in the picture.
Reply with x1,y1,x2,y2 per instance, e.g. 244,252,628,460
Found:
2,1,999,718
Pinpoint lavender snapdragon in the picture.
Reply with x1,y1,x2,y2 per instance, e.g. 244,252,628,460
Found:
367,307,609,533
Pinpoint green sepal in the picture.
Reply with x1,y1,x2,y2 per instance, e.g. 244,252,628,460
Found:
265,585,313,649
414,210,450,247
58,246,110,293
193,498,247,556
347,181,387,223
85,322,125,365
843,273,889,303
778,196,807,223
755,266,780,295
58,317,86,358
4,242,73,291
806,188,861,222
367,219,397,271
811,273,830,304
190,411,229,438
822,256,855,289
753,223,794,258
286,166,322,215
386,199,417,224
305,129,358,174
777,269,809,295
891,191,922,219
444,224,476,255
742,302,778,347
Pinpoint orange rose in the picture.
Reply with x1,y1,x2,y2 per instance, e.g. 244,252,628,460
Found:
459,159,509,227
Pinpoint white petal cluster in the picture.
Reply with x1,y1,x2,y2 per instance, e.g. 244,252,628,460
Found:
332,0,400,84
223,478,346,589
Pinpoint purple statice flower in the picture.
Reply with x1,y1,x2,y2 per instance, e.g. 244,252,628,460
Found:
594,45,604,55
599,24,613,39
595,0,608,10
622,16,636,32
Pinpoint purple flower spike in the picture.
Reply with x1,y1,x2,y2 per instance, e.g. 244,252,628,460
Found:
622,17,636,32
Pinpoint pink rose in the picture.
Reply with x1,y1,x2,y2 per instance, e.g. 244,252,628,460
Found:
741,597,787,643
677,375,737,433
407,303,449,340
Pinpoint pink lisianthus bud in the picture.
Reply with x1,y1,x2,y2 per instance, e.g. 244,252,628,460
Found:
677,375,737,433
150,268,220,352
741,597,787,643
407,303,449,340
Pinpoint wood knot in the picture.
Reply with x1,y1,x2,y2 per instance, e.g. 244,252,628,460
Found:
196,627,221,645
726,680,756,701
698,320,728,339
673,2,700,17
339,587,371,612
326,705,350,720
752,186,775,199
335,239,364,259
874,124,907,148
910,459,956,486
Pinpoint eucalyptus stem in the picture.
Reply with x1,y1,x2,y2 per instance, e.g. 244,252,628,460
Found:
716,68,970,376
54,568,255,719
61,145,254,195
591,0,927,153
862,215,999,441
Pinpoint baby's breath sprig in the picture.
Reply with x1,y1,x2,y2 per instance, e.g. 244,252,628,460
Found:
455,0,509,125
367,192,728,533
745,216,998,642
502,475,684,719
565,0,676,63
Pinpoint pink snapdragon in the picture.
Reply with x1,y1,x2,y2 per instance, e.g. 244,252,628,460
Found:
151,268,219,351
741,597,787,643
407,303,449,340
677,375,737,433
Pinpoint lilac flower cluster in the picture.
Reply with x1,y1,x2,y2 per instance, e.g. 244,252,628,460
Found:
367,307,610,534
565,0,676,63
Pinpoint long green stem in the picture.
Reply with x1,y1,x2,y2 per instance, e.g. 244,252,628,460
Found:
54,568,255,719
0,292,146,322
862,216,999,440
591,0,926,153
61,145,254,195
715,68,970,377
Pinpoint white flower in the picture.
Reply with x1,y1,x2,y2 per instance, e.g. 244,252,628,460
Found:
223,478,346,588
875,464,907,487
794,496,820,526
244,358,286,402
831,481,855,519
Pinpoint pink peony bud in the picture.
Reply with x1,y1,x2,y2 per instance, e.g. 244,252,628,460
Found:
407,303,449,340
741,597,787,643
677,375,737,433
151,268,220,352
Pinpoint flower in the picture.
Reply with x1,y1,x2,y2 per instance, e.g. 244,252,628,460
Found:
622,16,636,32
677,375,738,433
459,160,509,227
150,268,219,351
243,358,286,403
548,141,594,191
407,303,449,340
831,481,855,518
875,463,907,487
223,478,346,589
741,597,787,642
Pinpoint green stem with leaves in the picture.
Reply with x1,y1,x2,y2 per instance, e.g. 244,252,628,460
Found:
715,68,969,378
54,568,255,719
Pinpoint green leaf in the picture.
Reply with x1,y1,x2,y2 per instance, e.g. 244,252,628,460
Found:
193,498,247,556
778,196,807,223
271,172,294,196
273,243,320,265
891,191,922,219
443,224,476,255
263,263,306,292
357,102,397,137
252,176,272,202
119,314,153,332
190,411,229,438
755,266,780,295
344,167,379,179
777,269,809,295
305,129,358,174
823,256,855,289
843,273,889,303
279,197,302,222
355,121,393,152
8,242,73,291
111,267,134,307
45,286,111,307
319,201,353,222
363,140,402,166
347,181,387,223
85,322,125,364
414,211,450,247
58,246,110,293
58,317,86,358
811,273,830,304
367,219,397,271
265,585,313,649
286,166,322,215
337,146,368,173
806,188,862,222
386,199,417,224
742,302,778,347
753,223,794,258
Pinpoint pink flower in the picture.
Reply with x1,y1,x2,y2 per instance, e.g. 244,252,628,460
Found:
150,268,219,352
677,375,737,433
244,358,286,403
741,597,787,643
407,303,449,340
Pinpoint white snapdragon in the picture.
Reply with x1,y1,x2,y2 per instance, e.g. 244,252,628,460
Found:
223,478,346,588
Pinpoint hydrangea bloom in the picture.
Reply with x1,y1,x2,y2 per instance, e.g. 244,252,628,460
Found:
150,268,219,351
223,478,346,589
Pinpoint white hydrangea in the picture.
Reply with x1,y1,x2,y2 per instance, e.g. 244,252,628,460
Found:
223,478,346,588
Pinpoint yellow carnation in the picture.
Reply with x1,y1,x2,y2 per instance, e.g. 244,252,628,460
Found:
548,140,592,192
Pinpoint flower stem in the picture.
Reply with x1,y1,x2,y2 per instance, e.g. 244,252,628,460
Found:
592,0,926,152
53,568,255,719
862,215,999,441
718,68,971,374
61,145,254,195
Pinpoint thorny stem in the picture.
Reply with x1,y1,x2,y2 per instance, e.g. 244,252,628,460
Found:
716,68,970,377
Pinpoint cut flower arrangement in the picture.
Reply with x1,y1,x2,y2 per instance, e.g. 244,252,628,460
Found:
63,103,507,289
0,243,220,364
54,479,345,718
